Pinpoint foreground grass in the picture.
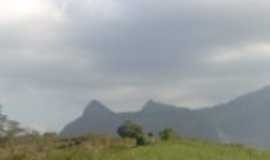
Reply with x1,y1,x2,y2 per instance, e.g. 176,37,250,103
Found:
0,135,270,160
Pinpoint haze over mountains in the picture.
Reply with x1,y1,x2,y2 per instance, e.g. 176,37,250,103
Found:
61,86,270,147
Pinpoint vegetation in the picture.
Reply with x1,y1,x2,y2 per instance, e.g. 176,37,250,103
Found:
0,133,270,160
0,115,269,160
117,121,153,146
159,128,176,141
136,134,152,146
117,121,144,139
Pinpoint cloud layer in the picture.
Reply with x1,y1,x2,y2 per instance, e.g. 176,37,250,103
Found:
1,0,270,131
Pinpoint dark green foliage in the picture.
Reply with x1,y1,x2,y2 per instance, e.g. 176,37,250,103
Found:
117,121,144,139
148,132,154,137
117,121,154,146
136,134,152,146
159,128,176,141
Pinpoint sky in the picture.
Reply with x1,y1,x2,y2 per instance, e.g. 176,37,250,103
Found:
1,0,270,132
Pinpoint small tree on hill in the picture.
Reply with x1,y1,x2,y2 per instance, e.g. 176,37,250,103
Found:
159,128,176,141
148,132,154,137
117,121,151,146
117,121,143,139
136,134,152,146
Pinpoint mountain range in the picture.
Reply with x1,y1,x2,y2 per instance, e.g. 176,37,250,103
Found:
61,86,270,147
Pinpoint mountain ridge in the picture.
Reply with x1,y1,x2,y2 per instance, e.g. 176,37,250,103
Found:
61,85,270,147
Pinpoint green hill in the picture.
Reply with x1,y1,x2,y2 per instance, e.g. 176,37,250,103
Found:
1,135,270,160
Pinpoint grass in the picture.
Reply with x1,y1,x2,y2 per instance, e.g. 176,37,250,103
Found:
0,135,269,160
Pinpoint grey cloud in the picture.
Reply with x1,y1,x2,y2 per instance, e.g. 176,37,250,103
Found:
58,0,270,78
1,0,270,131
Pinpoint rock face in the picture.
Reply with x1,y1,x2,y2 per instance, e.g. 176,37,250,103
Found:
61,86,270,147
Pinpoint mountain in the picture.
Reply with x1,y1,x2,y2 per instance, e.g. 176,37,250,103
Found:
125,100,219,140
206,86,270,147
61,100,122,137
61,100,218,140
61,86,270,147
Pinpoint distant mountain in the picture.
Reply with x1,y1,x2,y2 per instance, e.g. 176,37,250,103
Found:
126,100,219,140
206,86,270,147
61,86,270,147
61,100,122,137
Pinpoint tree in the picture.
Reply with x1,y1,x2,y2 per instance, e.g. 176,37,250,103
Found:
5,120,24,138
0,106,7,135
148,132,154,137
117,121,157,146
117,121,143,139
136,134,152,146
159,128,176,141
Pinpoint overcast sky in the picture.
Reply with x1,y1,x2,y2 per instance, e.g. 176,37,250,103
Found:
1,0,270,132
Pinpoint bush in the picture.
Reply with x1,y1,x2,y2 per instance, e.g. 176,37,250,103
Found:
148,132,154,137
117,121,154,146
117,121,143,139
43,132,58,138
159,128,176,141
136,134,152,146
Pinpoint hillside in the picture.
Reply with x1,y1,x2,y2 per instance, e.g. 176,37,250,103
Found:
61,100,218,140
61,100,122,137
61,86,270,147
1,135,270,160
205,86,270,147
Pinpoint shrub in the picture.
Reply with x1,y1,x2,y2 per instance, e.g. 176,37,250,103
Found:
43,132,58,138
117,121,143,139
159,128,176,141
117,121,154,146
148,132,154,137
136,134,151,146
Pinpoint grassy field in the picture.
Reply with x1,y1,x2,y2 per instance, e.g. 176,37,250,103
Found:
0,135,269,160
